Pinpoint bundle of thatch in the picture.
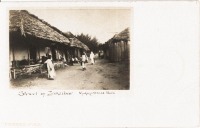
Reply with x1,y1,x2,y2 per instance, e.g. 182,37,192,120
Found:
9,10,70,45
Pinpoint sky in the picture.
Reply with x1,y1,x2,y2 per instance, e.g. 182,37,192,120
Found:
28,9,131,43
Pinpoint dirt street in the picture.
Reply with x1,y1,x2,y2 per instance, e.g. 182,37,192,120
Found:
10,59,129,90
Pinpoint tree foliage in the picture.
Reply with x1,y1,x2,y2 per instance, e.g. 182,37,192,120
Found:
98,43,107,52
76,33,100,53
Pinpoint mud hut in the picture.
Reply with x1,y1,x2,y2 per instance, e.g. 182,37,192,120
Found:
9,10,70,79
105,28,130,62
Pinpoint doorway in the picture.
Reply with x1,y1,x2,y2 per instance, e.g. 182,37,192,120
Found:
29,45,37,63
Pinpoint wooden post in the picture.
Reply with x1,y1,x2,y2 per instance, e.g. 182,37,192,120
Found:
120,41,124,61
112,43,115,62
13,69,16,79
123,41,125,60
127,41,130,60
110,43,112,61
116,42,118,62
118,42,121,62
124,41,128,60
111,43,114,61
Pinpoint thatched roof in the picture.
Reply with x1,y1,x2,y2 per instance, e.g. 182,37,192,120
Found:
106,28,130,44
9,10,70,45
113,28,130,41
64,32,90,51
64,32,81,48
81,43,90,51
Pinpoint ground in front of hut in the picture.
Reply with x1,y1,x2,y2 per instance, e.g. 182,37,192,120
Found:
10,59,130,90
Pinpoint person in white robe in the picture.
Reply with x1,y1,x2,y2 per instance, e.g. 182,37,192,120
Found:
90,51,95,65
45,55,56,80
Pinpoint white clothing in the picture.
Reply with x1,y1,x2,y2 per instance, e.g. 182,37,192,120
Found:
45,59,56,79
82,61,86,68
82,54,86,69
82,54,86,62
90,52,95,64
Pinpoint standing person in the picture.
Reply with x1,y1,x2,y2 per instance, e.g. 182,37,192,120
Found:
44,55,56,80
98,50,100,58
90,51,95,65
81,52,87,71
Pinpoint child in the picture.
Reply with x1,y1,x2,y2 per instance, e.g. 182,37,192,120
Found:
81,52,87,71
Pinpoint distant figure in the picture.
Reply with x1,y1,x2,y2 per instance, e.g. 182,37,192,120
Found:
100,50,104,59
74,57,79,63
44,55,56,80
84,53,89,63
90,51,95,65
70,56,80,66
81,52,87,71
70,57,75,66
98,50,100,58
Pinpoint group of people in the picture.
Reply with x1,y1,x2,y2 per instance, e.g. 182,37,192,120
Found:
43,51,95,80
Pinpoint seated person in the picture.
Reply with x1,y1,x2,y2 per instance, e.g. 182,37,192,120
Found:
70,57,74,65
74,57,79,63
70,57,80,65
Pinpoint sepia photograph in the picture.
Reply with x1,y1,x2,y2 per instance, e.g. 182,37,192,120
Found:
9,8,131,90
0,1,199,128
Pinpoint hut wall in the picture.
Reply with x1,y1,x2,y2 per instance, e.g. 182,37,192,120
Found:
108,40,129,62
108,44,111,60
124,41,128,60
11,42,29,61
108,42,114,62
117,42,122,61
112,42,116,62
110,44,112,61
127,41,130,60
120,41,125,60
106,50,109,59
113,43,117,61
113,42,118,61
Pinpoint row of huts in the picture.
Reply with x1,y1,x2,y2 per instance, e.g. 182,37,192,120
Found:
9,10,89,79
104,28,130,62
